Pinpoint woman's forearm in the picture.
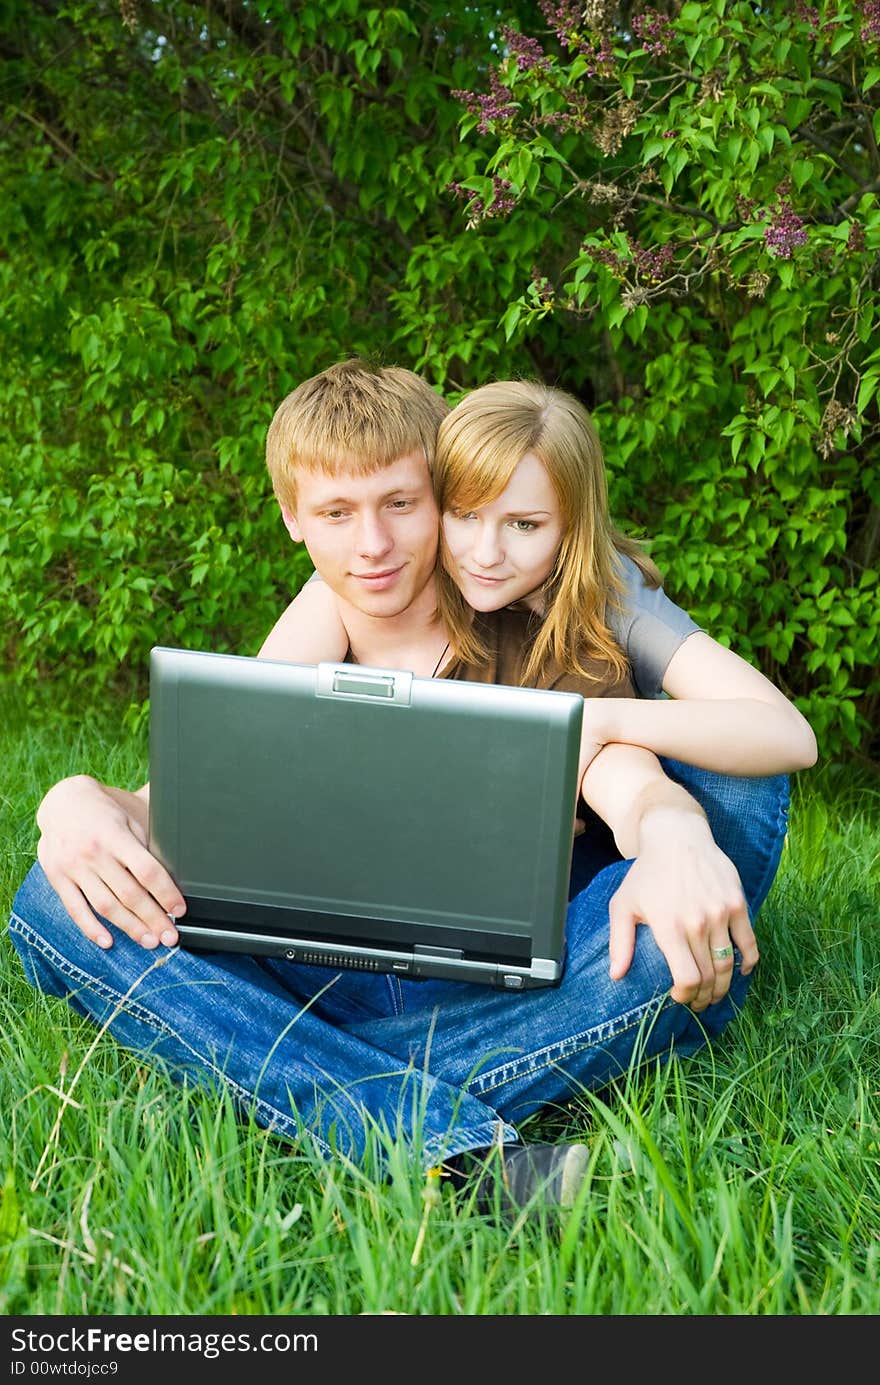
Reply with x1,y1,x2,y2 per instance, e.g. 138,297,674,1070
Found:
588,697,818,776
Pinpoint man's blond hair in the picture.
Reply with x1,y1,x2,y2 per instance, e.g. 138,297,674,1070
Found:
266,358,450,510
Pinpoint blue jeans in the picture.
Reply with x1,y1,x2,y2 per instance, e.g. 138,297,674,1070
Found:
8,762,789,1170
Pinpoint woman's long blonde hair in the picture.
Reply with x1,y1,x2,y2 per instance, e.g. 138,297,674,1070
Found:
434,379,661,685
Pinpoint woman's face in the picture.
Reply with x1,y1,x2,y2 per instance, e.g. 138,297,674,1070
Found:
442,451,565,613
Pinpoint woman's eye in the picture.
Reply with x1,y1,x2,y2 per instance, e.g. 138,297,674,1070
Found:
511,519,537,532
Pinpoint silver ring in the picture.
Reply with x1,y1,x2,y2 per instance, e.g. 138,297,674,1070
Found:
711,944,734,960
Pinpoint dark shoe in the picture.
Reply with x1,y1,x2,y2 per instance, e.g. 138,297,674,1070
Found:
449,1141,590,1216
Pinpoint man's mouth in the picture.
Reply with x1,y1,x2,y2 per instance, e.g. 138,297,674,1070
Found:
352,566,404,589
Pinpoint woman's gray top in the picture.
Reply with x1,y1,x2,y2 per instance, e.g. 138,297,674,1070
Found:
610,554,701,698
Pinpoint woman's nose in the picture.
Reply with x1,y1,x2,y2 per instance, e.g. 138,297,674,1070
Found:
471,524,503,567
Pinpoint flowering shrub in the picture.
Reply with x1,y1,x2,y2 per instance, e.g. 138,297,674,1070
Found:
1,1,876,761
402,0,880,758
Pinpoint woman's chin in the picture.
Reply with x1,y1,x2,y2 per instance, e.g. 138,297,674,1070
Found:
460,586,507,613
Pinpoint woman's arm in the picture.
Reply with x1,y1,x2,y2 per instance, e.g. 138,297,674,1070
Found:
582,631,817,775
258,577,350,663
579,740,755,1012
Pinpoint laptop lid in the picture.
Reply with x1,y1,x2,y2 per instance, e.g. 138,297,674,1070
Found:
148,646,583,990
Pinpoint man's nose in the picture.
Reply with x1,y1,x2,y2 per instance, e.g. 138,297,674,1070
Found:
356,511,394,559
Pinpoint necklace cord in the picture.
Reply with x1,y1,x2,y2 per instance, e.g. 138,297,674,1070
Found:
431,641,450,678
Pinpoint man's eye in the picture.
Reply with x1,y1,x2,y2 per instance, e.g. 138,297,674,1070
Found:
324,510,348,520
450,509,476,521
388,499,412,510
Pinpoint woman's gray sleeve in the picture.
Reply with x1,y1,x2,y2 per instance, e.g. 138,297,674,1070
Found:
609,555,702,698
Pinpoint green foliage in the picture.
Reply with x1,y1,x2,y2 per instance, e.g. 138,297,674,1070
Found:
0,1,877,761
0,0,515,705
430,0,880,759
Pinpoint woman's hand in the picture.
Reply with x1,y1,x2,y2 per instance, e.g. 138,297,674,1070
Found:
580,742,758,1011
607,807,756,1012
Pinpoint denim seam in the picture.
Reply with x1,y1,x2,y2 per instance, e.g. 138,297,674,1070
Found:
8,913,333,1159
750,780,791,915
466,991,674,1097
421,1121,519,1168
385,973,405,1016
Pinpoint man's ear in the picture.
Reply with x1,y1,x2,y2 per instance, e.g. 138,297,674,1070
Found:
279,502,303,543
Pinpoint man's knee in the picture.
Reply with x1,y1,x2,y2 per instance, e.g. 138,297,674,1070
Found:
9,860,95,998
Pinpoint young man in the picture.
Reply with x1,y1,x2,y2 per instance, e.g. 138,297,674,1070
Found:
10,360,785,1212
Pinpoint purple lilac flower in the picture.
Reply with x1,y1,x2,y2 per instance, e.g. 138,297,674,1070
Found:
530,267,554,304
451,70,517,133
488,176,517,215
536,2,616,72
861,1,880,42
590,236,675,283
632,10,674,56
629,236,675,281
591,244,626,275
848,220,866,252
501,25,550,72
795,2,820,35
764,199,808,258
538,1,582,45
447,177,516,223
575,36,615,76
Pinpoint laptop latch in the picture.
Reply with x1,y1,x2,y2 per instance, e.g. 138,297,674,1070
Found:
412,944,464,961
316,663,413,704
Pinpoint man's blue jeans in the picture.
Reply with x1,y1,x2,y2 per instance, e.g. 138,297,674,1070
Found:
8,762,789,1170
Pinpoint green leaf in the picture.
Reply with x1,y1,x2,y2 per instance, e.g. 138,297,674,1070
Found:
830,26,854,56
501,300,523,342
857,371,879,416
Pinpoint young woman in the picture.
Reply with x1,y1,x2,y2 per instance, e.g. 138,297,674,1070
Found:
267,378,817,780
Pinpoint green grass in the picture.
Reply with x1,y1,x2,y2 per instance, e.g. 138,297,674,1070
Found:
1,684,878,1316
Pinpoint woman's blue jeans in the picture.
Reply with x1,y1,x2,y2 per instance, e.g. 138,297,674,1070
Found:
8,761,789,1170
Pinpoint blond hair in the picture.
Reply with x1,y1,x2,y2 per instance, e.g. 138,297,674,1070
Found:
266,358,450,510
434,379,661,685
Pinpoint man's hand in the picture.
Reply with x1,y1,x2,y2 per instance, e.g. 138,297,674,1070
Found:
36,775,185,950
607,808,756,1012
579,744,758,1012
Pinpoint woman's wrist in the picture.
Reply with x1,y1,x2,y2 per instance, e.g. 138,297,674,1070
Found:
636,797,711,851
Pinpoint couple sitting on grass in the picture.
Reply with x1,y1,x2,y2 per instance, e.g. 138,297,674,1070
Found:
10,358,816,1218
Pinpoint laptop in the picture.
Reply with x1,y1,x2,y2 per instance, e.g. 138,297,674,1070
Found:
148,646,583,990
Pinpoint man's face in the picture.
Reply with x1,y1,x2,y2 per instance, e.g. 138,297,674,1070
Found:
283,451,440,618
